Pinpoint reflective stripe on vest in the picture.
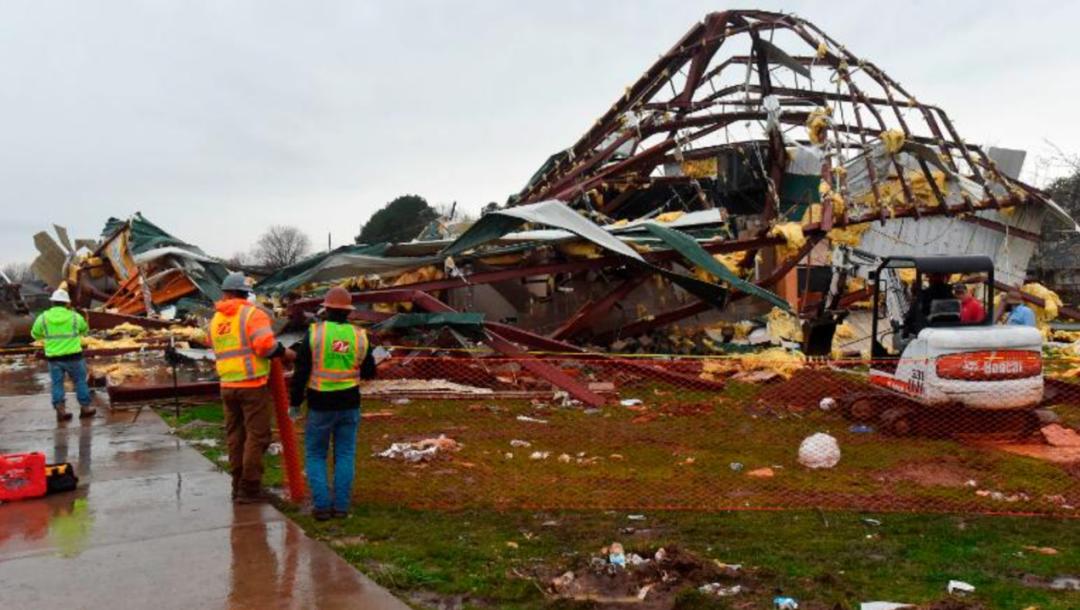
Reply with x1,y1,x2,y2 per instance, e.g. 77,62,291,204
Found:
42,310,80,339
211,304,270,383
308,321,368,391
40,308,83,358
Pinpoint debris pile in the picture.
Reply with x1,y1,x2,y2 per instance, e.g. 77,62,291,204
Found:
549,545,747,606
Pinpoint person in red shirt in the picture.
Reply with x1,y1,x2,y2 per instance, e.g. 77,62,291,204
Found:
954,283,986,324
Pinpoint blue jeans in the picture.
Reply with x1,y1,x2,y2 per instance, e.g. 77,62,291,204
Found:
304,409,360,512
48,358,91,409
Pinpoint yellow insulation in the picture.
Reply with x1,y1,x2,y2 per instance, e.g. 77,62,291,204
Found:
556,241,603,259
880,129,906,154
700,347,805,381
767,306,802,343
826,222,870,247
681,158,719,179
1021,282,1063,337
806,107,831,145
655,211,685,223
768,222,806,260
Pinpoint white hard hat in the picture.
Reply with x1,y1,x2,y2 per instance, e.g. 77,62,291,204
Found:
50,289,71,304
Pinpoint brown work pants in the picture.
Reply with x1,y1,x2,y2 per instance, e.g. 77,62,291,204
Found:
222,385,273,488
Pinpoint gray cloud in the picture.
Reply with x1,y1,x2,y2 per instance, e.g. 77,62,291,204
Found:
2,0,1077,264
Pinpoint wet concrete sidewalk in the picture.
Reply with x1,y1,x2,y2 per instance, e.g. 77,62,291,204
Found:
0,394,409,610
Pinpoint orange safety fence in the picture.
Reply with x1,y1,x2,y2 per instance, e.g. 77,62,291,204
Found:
344,350,1080,516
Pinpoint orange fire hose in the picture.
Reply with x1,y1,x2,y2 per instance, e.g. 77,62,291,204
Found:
270,359,306,502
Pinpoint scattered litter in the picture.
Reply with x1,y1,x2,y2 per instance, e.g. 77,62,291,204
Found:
1049,576,1080,590
390,397,411,405
798,433,841,469
946,580,975,595
1023,545,1058,555
636,583,654,600
509,439,531,448
746,467,775,478
267,442,283,456
862,518,882,527
505,541,518,549
551,571,575,593
699,583,743,596
654,548,667,562
608,542,626,567
503,452,513,460
626,553,647,566
620,398,643,407
729,462,744,472
557,453,571,463
774,596,799,609
552,390,580,408
712,560,742,576
529,451,551,460
860,603,914,610
189,438,219,448
849,424,875,434
819,396,837,411
627,514,646,521
516,415,549,424
377,435,460,463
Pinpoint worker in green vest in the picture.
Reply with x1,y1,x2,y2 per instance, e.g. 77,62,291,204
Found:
30,289,95,422
289,286,376,521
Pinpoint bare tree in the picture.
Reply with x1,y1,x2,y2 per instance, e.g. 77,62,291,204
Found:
252,225,311,268
1,262,35,284
222,251,252,270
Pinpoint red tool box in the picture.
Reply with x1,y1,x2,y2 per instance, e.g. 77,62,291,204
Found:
0,452,47,501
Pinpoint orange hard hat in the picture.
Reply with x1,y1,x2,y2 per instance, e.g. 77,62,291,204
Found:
322,286,354,310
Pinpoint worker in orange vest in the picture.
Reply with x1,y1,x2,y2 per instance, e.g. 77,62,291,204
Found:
209,272,295,503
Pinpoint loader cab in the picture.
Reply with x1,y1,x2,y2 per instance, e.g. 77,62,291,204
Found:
869,255,995,360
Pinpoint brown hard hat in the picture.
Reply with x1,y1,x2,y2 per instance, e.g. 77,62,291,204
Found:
322,286,354,310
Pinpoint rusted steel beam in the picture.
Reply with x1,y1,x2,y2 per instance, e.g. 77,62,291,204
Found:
549,274,651,341
960,215,1041,242
407,290,606,407
108,379,220,403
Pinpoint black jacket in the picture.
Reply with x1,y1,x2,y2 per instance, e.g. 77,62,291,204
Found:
289,313,376,411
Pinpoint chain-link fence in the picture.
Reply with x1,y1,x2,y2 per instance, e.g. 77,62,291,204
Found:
349,350,1080,516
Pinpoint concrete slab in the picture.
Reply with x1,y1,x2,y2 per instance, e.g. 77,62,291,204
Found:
0,394,408,610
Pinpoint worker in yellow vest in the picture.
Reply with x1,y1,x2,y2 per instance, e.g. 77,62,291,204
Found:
289,286,376,521
30,289,95,423
209,272,295,503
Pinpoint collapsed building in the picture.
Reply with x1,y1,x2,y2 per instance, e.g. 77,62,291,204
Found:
9,10,1080,404
265,10,1078,345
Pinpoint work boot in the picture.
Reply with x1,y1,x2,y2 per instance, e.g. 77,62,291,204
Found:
79,407,97,419
236,481,274,504
313,508,333,522
56,406,73,423
332,509,350,520
230,475,241,501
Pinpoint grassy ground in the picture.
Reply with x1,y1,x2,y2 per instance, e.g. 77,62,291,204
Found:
161,401,1080,610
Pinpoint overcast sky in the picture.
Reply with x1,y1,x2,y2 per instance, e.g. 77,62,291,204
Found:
2,0,1078,265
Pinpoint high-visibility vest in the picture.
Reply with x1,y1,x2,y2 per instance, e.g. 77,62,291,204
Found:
308,321,368,392
210,304,272,384
35,306,85,358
